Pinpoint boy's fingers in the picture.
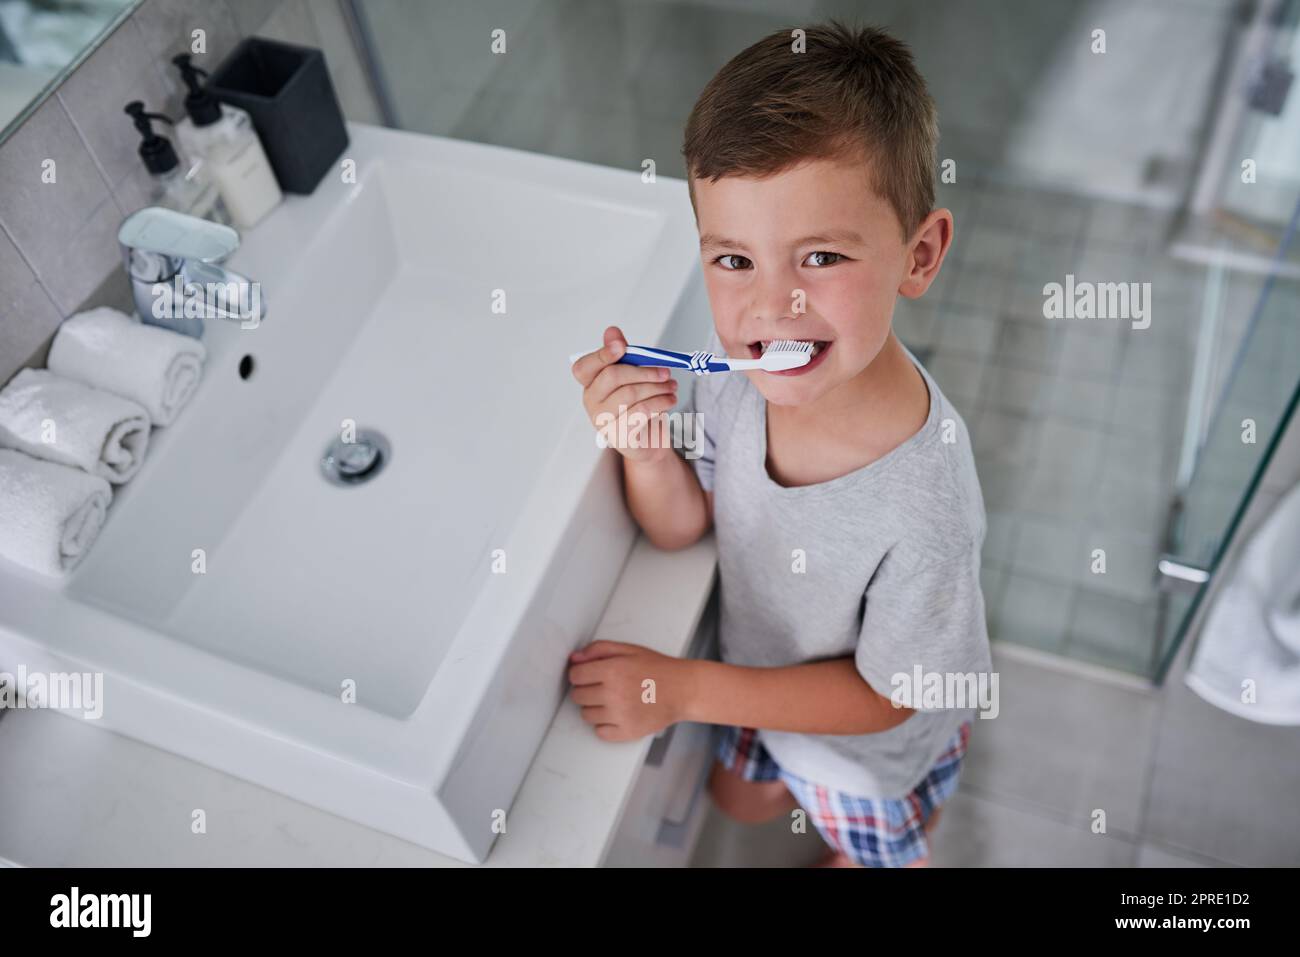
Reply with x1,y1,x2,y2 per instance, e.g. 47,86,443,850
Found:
603,326,628,358
590,363,671,404
625,393,679,421
597,376,676,412
569,685,603,706
570,340,627,387
567,660,605,686
596,330,627,369
570,349,604,387
574,639,639,659
570,327,629,387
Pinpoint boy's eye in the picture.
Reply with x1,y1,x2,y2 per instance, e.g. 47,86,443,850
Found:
714,254,753,271
804,251,844,267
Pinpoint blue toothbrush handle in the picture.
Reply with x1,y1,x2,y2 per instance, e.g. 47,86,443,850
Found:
622,346,732,374
566,344,730,374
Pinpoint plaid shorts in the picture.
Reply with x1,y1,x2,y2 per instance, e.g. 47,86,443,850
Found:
712,720,972,867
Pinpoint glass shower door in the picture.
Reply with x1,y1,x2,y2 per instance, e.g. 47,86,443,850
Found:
1156,197,1300,681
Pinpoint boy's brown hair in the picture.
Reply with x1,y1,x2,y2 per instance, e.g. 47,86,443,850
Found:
682,21,937,238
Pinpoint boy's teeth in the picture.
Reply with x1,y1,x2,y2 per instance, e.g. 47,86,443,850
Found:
758,339,825,356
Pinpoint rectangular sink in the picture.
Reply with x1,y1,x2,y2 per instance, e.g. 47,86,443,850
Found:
0,123,707,862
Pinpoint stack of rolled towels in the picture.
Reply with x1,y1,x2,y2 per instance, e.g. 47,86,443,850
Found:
0,307,205,576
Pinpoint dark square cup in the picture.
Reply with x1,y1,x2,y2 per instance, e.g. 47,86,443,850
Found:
207,37,348,194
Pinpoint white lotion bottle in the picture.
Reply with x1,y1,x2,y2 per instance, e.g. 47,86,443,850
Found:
172,54,282,229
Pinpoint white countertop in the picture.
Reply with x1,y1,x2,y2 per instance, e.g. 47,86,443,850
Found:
0,534,718,867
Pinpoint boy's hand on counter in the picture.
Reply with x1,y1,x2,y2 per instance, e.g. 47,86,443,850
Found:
567,639,696,741
571,325,679,464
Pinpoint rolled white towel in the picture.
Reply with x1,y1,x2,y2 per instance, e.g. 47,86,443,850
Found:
0,448,112,576
0,368,150,484
47,306,206,426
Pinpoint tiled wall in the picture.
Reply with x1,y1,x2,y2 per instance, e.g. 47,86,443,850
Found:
363,0,1233,201
0,0,381,386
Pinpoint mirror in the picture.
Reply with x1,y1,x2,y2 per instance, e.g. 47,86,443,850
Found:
0,0,140,143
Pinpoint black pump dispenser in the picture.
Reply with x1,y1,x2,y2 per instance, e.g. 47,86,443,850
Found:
124,101,180,174
172,54,222,126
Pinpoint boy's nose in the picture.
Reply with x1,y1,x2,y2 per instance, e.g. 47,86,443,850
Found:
750,271,806,325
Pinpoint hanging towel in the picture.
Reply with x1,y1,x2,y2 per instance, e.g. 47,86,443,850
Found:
1186,480,1300,725
0,368,150,484
47,306,205,426
0,448,112,576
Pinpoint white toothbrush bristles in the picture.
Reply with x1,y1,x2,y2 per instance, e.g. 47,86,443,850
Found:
759,339,814,370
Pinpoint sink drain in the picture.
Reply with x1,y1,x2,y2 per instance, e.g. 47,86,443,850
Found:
321,429,391,486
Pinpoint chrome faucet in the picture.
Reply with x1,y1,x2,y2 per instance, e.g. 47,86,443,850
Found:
118,206,267,339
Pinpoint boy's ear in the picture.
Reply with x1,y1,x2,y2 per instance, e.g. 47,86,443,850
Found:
898,208,954,299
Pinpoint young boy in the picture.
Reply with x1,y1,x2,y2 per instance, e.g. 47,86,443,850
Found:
568,22,991,868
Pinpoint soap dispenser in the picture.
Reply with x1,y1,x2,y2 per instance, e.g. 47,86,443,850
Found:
123,101,229,224
171,54,282,229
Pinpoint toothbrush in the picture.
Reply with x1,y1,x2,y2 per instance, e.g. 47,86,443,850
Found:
567,340,814,374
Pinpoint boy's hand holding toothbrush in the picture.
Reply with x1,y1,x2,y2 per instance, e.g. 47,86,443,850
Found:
570,326,811,464
570,325,680,464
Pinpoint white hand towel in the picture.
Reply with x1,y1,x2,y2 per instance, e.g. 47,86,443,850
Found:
0,448,112,576
0,368,150,484
47,306,206,426
1187,481,1300,725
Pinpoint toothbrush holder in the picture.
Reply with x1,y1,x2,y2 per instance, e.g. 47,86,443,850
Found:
206,37,348,195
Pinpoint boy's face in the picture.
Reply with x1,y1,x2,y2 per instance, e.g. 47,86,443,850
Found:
692,153,946,407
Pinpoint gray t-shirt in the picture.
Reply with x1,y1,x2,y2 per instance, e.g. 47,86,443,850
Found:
680,346,992,798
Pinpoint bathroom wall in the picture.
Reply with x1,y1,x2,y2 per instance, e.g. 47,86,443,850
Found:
362,0,1235,201
0,0,382,387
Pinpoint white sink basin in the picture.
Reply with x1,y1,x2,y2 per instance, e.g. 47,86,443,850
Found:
0,123,707,862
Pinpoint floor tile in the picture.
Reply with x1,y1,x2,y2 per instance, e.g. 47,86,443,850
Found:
971,407,1041,469
1067,588,1159,675
947,262,1012,315
980,363,1055,415
1058,325,1124,377
930,789,1139,867
928,352,988,408
995,316,1065,370
960,652,1160,837
1134,842,1216,867
1019,462,1097,522
1011,515,1090,586
688,802,831,868
982,509,1020,567
1044,373,1117,427
997,573,1074,654
937,307,1002,359
1143,662,1300,866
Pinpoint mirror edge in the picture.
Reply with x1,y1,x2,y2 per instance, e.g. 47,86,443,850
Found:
0,0,144,147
